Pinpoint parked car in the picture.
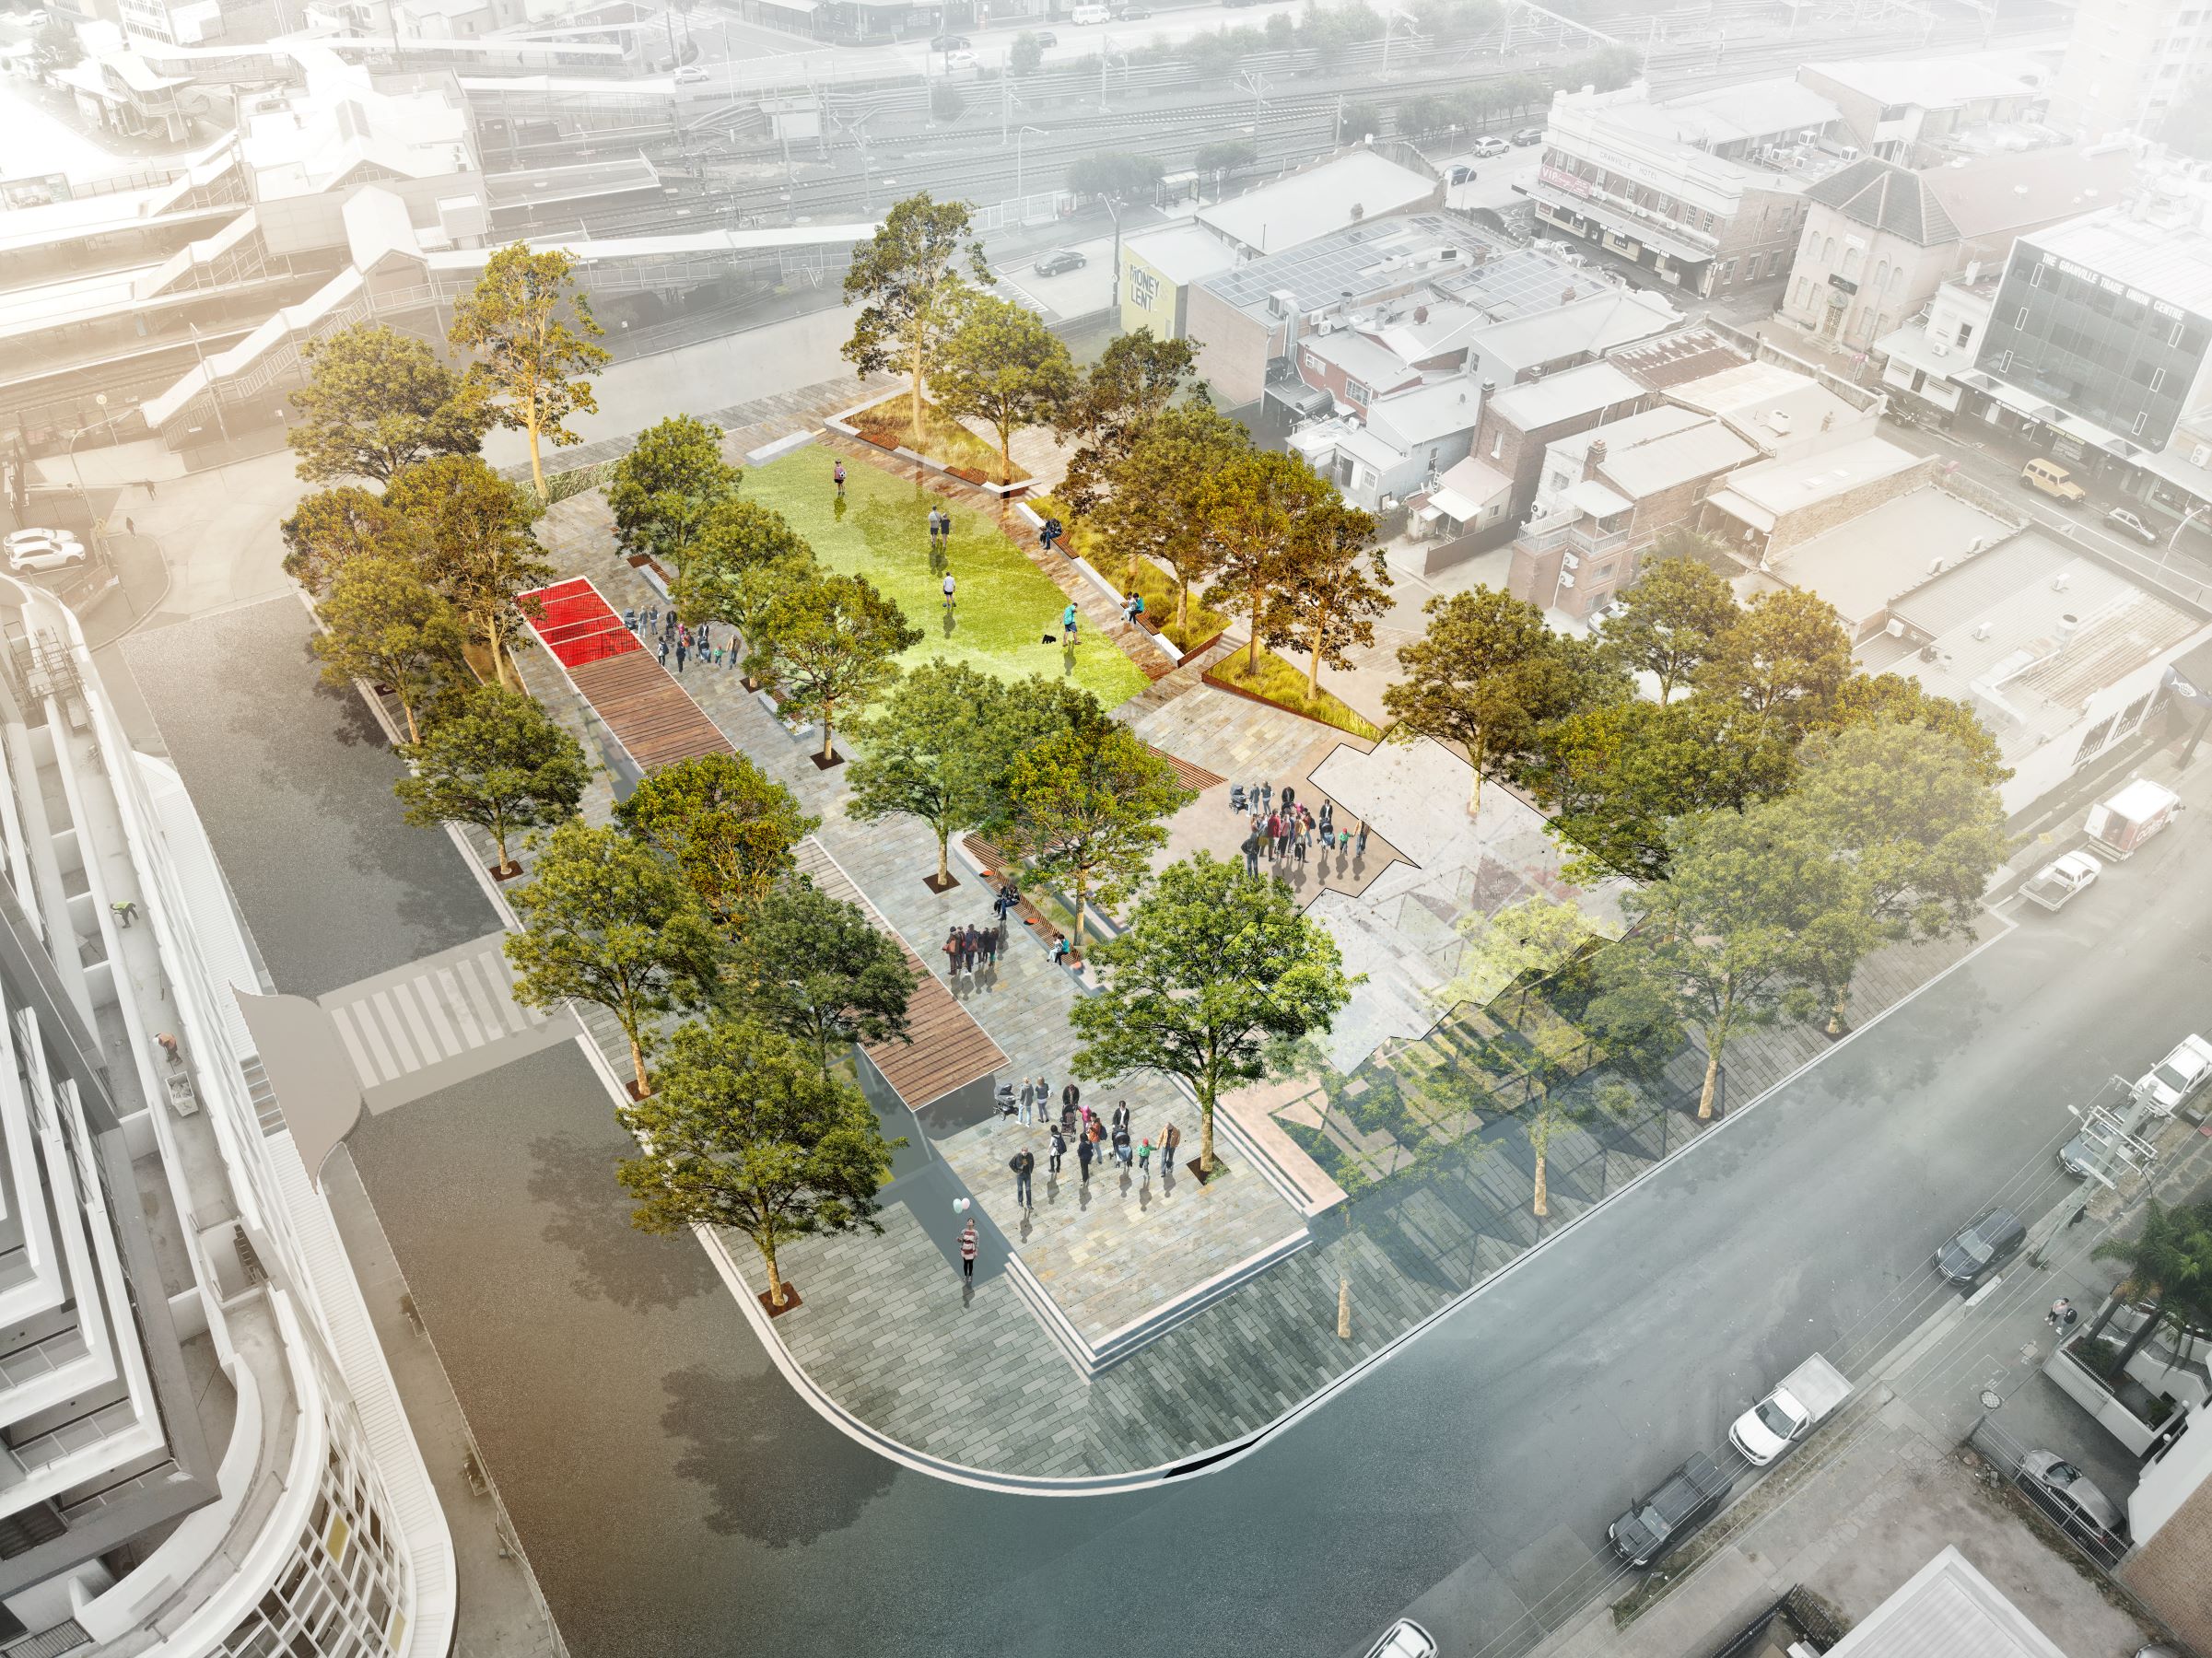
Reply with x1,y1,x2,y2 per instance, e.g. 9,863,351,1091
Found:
1363,1619,1437,1658
2106,507,2159,543
929,32,970,49
1032,28,1059,43
6,534,86,573
944,47,977,65
2058,1117,2119,1179
4,528,74,550
1071,2,1109,20
1471,134,1511,157
673,63,708,83
1034,248,1087,275
2021,456,2087,503
2136,1033,2212,1115
2020,1451,2124,1537
1115,4,1151,17
1608,1452,1731,1567
1511,126,1544,146
2021,850,2101,911
1933,1208,2024,1285
1727,1354,1851,1465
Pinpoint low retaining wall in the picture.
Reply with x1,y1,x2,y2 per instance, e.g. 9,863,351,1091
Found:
825,402,1033,499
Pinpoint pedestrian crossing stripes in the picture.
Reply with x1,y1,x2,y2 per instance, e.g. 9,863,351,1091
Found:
320,936,556,1093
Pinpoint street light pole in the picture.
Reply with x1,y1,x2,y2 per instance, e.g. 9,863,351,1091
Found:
2160,499,2209,569
1015,124,1044,200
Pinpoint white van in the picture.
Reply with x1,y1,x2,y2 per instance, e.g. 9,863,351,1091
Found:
1071,4,1109,21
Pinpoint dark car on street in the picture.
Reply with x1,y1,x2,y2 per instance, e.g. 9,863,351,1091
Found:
1033,28,1058,43
1608,1452,1732,1567
1934,1207,2025,1284
930,32,970,49
1116,5,1151,17
1511,126,1544,146
1034,248,1087,275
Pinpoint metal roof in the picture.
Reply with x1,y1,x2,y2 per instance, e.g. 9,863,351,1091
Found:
1825,1547,2071,1658
1806,158,1959,246
1485,359,1647,429
2018,207,2212,320
1196,150,1437,254
1200,213,1498,317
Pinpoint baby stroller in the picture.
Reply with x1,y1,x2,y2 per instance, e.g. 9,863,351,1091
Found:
995,1081,1019,1118
1229,783,1248,812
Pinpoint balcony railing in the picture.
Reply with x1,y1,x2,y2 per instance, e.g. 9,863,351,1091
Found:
1517,519,1633,558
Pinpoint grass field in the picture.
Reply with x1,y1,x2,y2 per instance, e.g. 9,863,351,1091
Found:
743,449,1148,709
849,395,1029,485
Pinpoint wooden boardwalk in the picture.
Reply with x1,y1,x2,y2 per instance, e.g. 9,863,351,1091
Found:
517,577,736,775
793,836,1007,1110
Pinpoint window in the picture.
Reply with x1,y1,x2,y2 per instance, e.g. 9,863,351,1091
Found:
1550,471,1571,491
1873,258,1889,290
2074,715,2117,765
1997,350,2013,371
2016,307,2030,327
1955,321,1973,346
1490,430,1503,460
2031,262,2043,286
2152,367,2168,391
2134,410,2149,434
1843,246,1864,279
1719,259,1737,285
1344,378,1373,407
2117,691,2154,736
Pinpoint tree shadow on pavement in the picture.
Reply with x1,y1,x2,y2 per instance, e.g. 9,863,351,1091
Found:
661,1362,895,1546
527,1130,720,1313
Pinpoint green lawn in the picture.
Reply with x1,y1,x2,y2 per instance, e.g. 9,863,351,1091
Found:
743,449,1149,709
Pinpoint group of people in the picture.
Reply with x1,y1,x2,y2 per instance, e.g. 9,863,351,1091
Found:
1001,1089,1183,1209
622,606,740,677
1234,781,1366,877
943,921,1004,978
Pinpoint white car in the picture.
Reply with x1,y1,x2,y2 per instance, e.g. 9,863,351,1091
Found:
1363,1620,1437,1658
2136,1033,2212,1115
944,47,977,66
673,64,708,84
4,527,71,550
1471,135,1511,157
6,535,86,573
2106,508,2159,544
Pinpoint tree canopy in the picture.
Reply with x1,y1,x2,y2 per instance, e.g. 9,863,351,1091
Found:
1595,541,1740,701
670,497,819,645
841,193,991,434
447,242,610,501
749,573,921,763
1692,588,1854,736
310,555,467,743
615,1011,899,1308
607,414,741,569
1071,852,1355,1173
1261,490,1391,696
383,454,553,687
724,877,917,1080
614,751,820,927
288,323,487,485
280,485,406,595
1067,152,1165,202
393,684,589,870
1053,327,1208,517
845,660,1011,885
931,295,1080,481
1094,404,1252,613
993,723,1191,949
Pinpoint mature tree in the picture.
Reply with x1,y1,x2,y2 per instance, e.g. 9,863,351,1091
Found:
447,242,611,502
393,684,590,873
841,193,992,435
669,496,818,648
1589,802,1874,1119
384,455,553,688
32,17,81,71
929,80,966,123
725,877,917,1080
1824,672,2010,789
979,675,1114,806
1200,449,1335,680
1788,718,2007,1029
1386,587,1625,811
749,573,920,764
1053,327,1207,516
1693,588,1854,736
607,414,740,568
993,724,1192,950
1067,152,1165,203
280,485,406,594
1521,697,1795,878
311,556,467,742
504,819,720,1092
1094,404,1251,614
2087,1201,2212,1376
1193,137,1258,184
845,661,1009,885
1009,29,1045,74
615,1012,899,1308
1263,494,1391,696
614,752,819,927
288,322,487,485
1597,543,1740,701
931,295,1079,481
1070,852,1354,1174
1337,101,1383,142
1437,893,1601,1018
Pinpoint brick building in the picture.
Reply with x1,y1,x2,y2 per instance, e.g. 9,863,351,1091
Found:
1467,359,1651,524
1697,436,1937,566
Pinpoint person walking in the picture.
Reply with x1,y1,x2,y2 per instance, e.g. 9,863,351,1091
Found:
1011,1147,1036,1210
1111,1100,1130,1132
833,460,846,497
963,923,982,969
1057,1084,1075,1134
1242,831,1261,877
124,516,136,536
1355,819,1370,858
960,1217,978,1278
623,607,638,634
674,638,688,674
1018,1076,1037,1126
943,928,962,978
1048,1126,1066,1175
1259,780,1272,813
1138,1138,1153,1179
1162,1121,1181,1170
942,571,957,613
1076,1131,1094,1185
656,632,671,667
1062,1080,1081,1116
1061,601,1079,642
1112,1122,1132,1170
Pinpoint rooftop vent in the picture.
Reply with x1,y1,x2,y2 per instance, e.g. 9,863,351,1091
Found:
2055,611,2080,647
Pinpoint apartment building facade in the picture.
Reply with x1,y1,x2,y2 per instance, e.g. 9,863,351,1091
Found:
2047,0,2212,142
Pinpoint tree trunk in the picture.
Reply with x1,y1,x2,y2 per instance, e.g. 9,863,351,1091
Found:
1828,982,1851,1037
1199,1094,1215,1174
1305,599,1332,698
494,821,512,870
1337,1275,1351,1339
1243,579,1264,676
2083,1291,2126,1349
399,693,421,744
627,1029,650,1097
935,831,951,884
999,423,1014,484
764,1240,786,1309
1071,872,1086,950
1531,1113,1550,1217
1697,1044,1721,1120
1467,737,1485,814
911,341,926,436
1176,569,1190,630
527,420,547,504
819,702,836,762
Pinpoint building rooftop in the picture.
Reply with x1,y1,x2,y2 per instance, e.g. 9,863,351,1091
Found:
1364,376,1484,448
1868,532,2206,765
1768,485,2019,626
1123,221,1240,286
1608,323,1752,389
1200,213,1497,319
1361,298,1488,364
2018,207,2212,320
1919,144,2135,240
1474,286,1682,376
1665,359,1871,451
1434,244,1600,320
1548,401,1707,473
1300,328,1422,391
1798,54,2042,113
1806,158,1960,245
1823,1547,2070,1658
1703,436,1925,531
1196,149,1437,255
1598,416,1761,499
1610,76,1844,155
1484,357,1646,429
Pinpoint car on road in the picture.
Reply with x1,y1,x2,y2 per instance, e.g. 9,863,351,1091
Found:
944,47,977,65
6,532,86,573
1115,4,1151,17
2059,1115,2122,1179
1032,28,1058,43
2105,507,2159,543
2136,1033,2212,1115
1727,1354,1851,1465
1511,126,1544,146
1447,163,1475,184
2021,849,2101,911
2020,1451,2124,1538
930,32,969,49
1471,134,1511,157
1033,248,1087,275
1071,2,1108,19
1363,1619,1436,1658
673,64,708,83
1608,1452,1731,1567
1933,1207,2024,1285
5,528,75,551
2021,456,2088,503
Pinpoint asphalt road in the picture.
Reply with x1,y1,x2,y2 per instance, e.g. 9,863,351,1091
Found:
119,587,2212,1655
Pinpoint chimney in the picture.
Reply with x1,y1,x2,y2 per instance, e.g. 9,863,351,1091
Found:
1481,379,1496,395
1414,304,1429,323
1562,286,1577,304
2055,612,2080,648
